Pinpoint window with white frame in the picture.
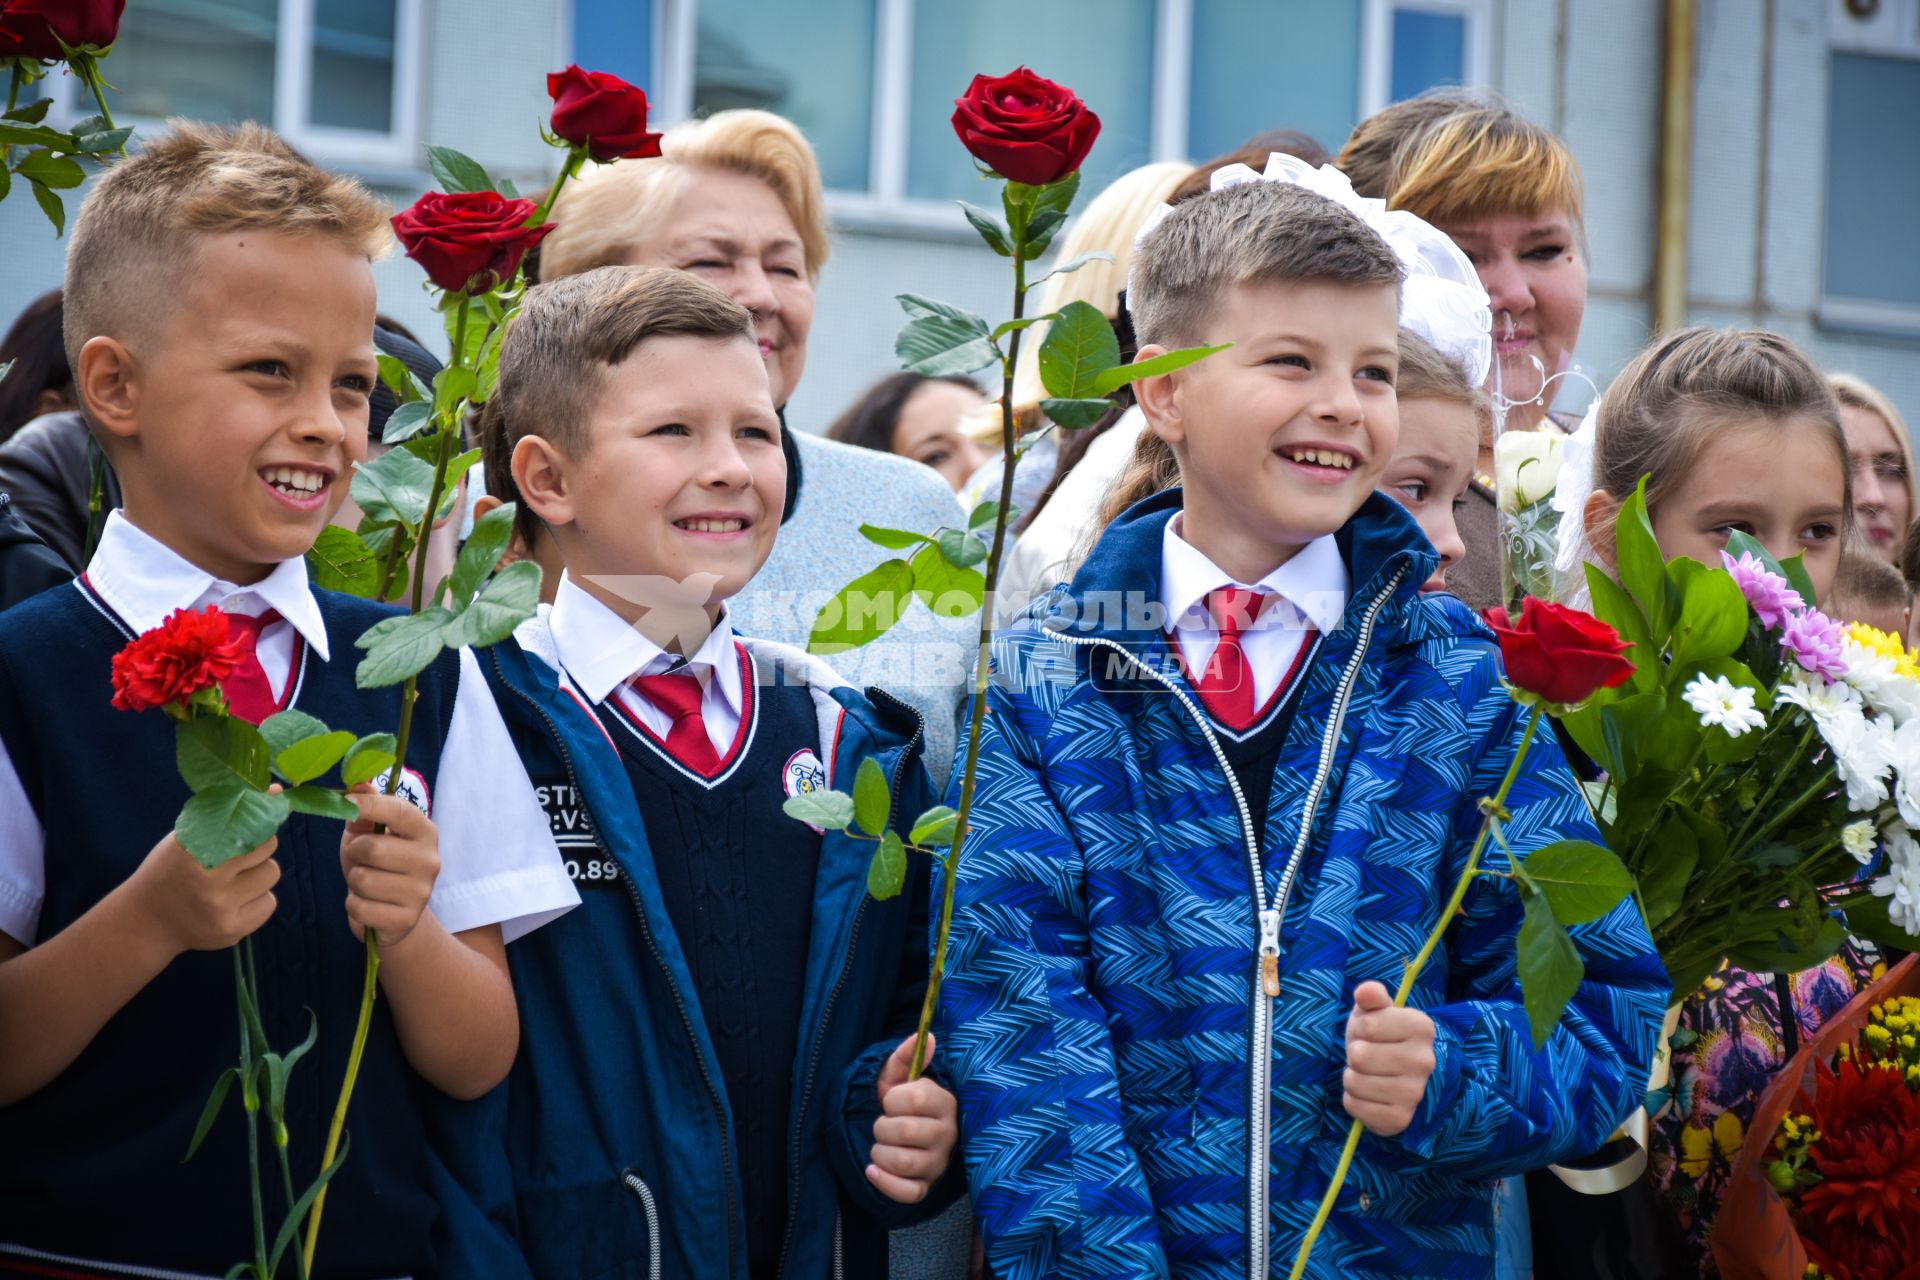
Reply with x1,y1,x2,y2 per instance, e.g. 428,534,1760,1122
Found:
1823,0,1920,333
647,0,1490,219
72,0,422,167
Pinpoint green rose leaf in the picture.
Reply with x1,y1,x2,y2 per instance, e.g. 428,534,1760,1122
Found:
285,785,360,821
72,127,131,155
257,709,329,758
910,543,985,618
1517,885,1585,1050
868,831,908,900
1091,343,1233,396
859,524,936,551
376,353,428,403
853,756,890,837
896,314,999,378
14,149,85,189
937,527,988,569
274,730,358,788
381,400,433,445
355,606,456,689
305,524,381,598
29,178,62,236
3,97,54,124
990,314,1055,342
341,733,398,787
1037,301,1119,400
176,783,292,870
1520,840,1636,927
910,804,959,847
969,500,1021,532
1028,250,1114,289
449,559,543,648
808,558,915,654
176,716,271,792
0,122,67,148
426,144,494,195
959,201,1014,256
433,365,479,418
1668,557,1749,670
351,447,438,529
783,789,856,831
1039,397,1116,430
450,502,518,609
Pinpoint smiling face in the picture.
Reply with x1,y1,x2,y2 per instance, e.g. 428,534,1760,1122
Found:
622,166,815,407
99,229,375,584
1137,277,1401,583
1441,210,1586,426
892,379,992,491
1382,396,1479,592
529,332,786,624
1840,402,1912,560
1647,415,1848,602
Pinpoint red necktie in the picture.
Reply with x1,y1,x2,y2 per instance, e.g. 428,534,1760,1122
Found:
628,670,723,775
222,609,284,726
1192,587,1268,731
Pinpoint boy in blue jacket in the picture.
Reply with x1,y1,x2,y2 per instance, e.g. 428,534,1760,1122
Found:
940,179,1668,1278
430,265,963,1278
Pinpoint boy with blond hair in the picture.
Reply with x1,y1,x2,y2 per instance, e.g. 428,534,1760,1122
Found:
940,178,1666,1279
0,122,576,1276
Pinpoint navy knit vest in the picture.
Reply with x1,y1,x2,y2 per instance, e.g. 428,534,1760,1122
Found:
594,653,822,1279
1206,636,1320,852
0,581,458,1278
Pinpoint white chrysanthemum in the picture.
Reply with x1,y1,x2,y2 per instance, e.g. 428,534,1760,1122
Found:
1682,674,1766,738
1826,712,1896,813
1776,667,1863,726
1842,639,1920,726
1872,847,1920,933
1888,717,1920,830
1842,820,1879,863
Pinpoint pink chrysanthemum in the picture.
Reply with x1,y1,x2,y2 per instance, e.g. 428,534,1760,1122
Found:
1722,550,1804,630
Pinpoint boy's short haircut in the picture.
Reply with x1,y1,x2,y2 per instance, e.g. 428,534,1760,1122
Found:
1833,550,1911,614
1129,181,1402,349
63,120,390,382
481,266,756,547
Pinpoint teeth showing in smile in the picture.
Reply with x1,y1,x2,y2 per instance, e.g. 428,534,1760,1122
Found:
1284,449,1354,470
677,518,746,533
265,467,324,494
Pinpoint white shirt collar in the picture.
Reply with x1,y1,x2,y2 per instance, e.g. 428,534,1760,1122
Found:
548,571,742,713
1159,515,1349,636
85,510,331,660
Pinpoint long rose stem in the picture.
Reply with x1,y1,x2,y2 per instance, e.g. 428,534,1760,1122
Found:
1288,706,1544,1279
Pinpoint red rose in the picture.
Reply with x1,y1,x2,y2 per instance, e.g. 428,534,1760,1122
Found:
111,606,246,714
1481,598,1636,706
391,191,554,295
0,0,123,59
950,67,1100,187
547,65,662,163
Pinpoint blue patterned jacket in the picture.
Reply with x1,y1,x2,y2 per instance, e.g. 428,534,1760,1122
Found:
940,489,1667,1280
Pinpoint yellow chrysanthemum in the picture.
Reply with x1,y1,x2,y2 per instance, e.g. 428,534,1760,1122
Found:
1847,622,1920,683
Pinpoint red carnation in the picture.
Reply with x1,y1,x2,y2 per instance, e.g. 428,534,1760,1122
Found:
111,606,246,714
0,0,123,60
1798,1057,1920,1240
950,67,1100,187
547,65,662,163
1481,598,1636,707
391,190,554,295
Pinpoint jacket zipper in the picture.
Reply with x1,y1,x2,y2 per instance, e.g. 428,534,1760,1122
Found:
776,689,925,1279
1041,566,1403,1280
621,1170,663,1280
490,648,740,1276
833,1210,845,1280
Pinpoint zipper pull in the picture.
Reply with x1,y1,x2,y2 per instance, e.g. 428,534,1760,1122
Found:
1258,908,1281,998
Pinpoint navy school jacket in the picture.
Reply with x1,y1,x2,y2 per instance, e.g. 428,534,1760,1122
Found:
426,612,964,1279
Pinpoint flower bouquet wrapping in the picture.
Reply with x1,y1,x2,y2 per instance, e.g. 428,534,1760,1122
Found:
1712,954,1920,1280
1494,426,1567,611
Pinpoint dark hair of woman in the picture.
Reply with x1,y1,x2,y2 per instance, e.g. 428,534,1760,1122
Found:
825,371,982,455
0,290,74,444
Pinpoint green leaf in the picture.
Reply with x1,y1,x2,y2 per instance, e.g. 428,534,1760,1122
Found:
257,709,329,758
782,789,856,830
305,524,381,597
1726,914,1848,976
896,314,999,378
267,1132,352,1277
1740,840,1806,869
868,830,908,900
67,115,108,138
1520,840,1636,926
14,149,84,189
380,400,432,444
1038,397,1115,430
355,606,456,689
4,97,54,124
969,500,1021,532
937,527,987,569
1022,208,1068,253
0,165,10,203
959,201,1013,256
274,730,357,787
1090,343,1232,397
1029,170,1080,222
175,783,292,870
28,178,62,236
1517,886,1585,1049
1839,889,1920,953
808,558,915,654
1669,557,1749,669
1613,478,1678,648
351,446,439,529
285,785,360,821
910,543,985,618
426,144,494,195
1638,814,1700,928
182,1066,240,1161
71,127,131,154
450,502,517,608
376,353,427,402
1777,553,1818,610
0,122,68,148
1584,563,1658,695
176,716,270,792
1036,301,1120,400
859,524,936,551
438,447,484,517
1028,250,1114,288
991,315,1055,343
447,559,542,648
433,365,479,416
853,756,890,836
910,804,959,846
342,733,398,786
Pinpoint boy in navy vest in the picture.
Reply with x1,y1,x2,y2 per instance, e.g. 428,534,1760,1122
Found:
428,265,963,1277
0,122,578,1277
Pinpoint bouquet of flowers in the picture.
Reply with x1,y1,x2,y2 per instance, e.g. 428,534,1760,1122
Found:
1493,426,1567,611
1556,480,1920,1006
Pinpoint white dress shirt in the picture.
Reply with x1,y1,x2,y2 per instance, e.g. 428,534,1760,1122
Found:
0,511,580,946
1159,515,1351,713
548,570,747,759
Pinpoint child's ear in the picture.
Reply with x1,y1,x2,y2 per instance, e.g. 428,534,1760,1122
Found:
512,436,576,528
74,335,139,442
1130,343,1186,447
1583,488,1620,570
